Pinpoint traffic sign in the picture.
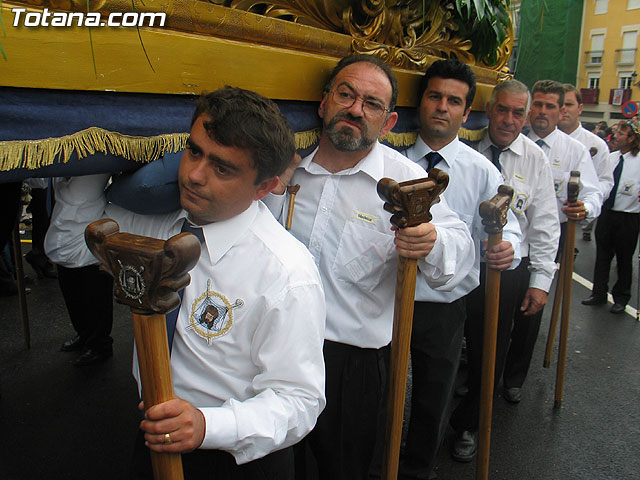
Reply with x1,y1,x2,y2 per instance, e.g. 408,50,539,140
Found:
622,100,638,118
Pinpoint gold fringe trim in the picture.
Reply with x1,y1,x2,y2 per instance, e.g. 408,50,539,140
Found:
294,129,321,150
380,131,418,147
459,126,488,142
0,127,189,172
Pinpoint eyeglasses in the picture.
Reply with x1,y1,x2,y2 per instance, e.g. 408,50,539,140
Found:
330,88,390,118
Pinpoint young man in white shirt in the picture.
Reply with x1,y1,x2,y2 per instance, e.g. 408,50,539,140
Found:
450,79,560,461
266,54,474,480
45,87,327,479
558,83,613,241
582,121,640,313
402,60,521,475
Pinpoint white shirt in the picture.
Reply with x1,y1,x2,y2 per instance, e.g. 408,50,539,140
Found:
569,124,614,198
45,174,326,465
264,141,474,348
477,133,560,292
404,136,522,302
528,128,603,222
606,151,640,213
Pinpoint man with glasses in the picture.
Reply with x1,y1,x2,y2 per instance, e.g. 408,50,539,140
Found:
265,54,474,480
582,121,640,314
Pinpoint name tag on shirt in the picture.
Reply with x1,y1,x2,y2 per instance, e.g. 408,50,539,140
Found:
514,173,526,182
355,210,377,225
552,159,562,168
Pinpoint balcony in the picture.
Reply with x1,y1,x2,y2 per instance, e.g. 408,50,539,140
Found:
584,50,604,66
609,88,632,105
615,48,637,65
580,88,600,104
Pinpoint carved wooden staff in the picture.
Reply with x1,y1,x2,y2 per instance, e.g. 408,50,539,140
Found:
285,184,300,231
377,168,449,480
85,218,201,480
476,185,514,480
554,171,581,408
544,173,581,369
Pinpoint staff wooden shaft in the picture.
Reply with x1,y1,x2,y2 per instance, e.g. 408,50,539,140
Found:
11,226,30,349
377,170,449,480
133,312,184,480
475,184,513,480
554,218,577,408
476,233,502,480
382,256,417,480
285,184,300,231
543,243,566,368
85,218,200,480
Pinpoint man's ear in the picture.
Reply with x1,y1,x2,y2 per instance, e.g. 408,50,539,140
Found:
254,177,280,201
318,93,328,119
462,106,471,124
379,111,399,138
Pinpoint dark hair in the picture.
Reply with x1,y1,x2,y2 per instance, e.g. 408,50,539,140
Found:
619,121,640,155
531,80,565,107
562,83,582,104
191,86,295,184
419,59,477,110
323,54,399,111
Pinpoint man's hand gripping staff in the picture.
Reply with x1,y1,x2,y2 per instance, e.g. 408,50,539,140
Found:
85,218,202,480
376,168,449,480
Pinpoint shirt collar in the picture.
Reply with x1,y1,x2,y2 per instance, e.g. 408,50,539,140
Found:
302,141,386,181
183,201,258,265
481,131,525,156
528,127,560,148
409,134,459,168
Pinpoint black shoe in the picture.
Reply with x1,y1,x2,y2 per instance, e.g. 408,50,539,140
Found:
610,303,626,314
73,348,113,367
582,295,606,306
60,335,84,352
451,430,477,462
583,232,591,241
503,387,522,403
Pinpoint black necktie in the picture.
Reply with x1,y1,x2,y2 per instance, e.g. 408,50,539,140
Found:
603,154,624,211
535,139,546,149
165,219,204,352
425,151,443,172
489,145,503,172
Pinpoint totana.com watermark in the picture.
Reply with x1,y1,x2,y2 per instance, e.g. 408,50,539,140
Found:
11,8,166,27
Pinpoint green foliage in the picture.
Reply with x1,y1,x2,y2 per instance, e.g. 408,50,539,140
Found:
450,0,511,65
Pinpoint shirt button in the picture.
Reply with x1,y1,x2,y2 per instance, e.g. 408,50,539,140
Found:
321,206,327,212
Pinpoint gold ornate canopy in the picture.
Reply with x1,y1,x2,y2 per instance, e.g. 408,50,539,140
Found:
1,0,512,107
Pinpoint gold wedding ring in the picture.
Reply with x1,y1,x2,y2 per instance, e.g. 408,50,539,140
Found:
164,433,172,445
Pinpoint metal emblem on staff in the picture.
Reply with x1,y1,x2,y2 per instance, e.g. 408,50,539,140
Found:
376,168,449,480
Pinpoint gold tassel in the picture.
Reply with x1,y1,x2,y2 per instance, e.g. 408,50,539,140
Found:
381,131,418,147
459,126,488,142
294,128,320,150
0,127,189,172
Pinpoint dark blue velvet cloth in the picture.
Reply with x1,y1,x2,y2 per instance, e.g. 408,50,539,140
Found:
1,87,488,213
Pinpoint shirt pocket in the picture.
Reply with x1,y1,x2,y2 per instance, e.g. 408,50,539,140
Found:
331,220,395,291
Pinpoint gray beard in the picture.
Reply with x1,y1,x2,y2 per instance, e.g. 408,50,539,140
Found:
325,114,376,152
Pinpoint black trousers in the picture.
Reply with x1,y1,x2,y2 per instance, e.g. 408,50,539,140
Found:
57,264,114,351
131,429,294,480
501,258,545,389
402,298,466,474
592,210,640,306
450,263,520,432
302,340,387,480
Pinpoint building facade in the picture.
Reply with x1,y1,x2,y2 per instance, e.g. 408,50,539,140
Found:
579,0,640,123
